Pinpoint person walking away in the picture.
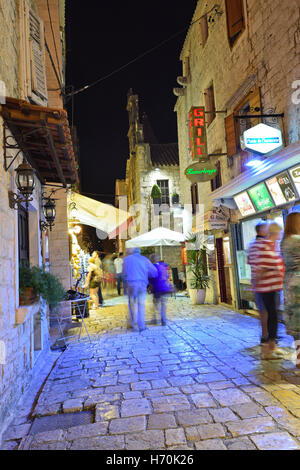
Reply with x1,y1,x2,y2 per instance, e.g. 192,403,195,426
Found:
123,248,157,332
114,253,125,296
84,257,102,309
149,254,173,325
255,222,285,359
93,251,104,306
281,212,300,369
247,222,269,345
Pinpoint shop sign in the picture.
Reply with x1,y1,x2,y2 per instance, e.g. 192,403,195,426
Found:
209,208,228,230
181,245,188,265
248,182,274,212
185,161,217,183
188,106,208,160
266,176,288,206
234,191,256,217
242,123,282,155
289,165,300,197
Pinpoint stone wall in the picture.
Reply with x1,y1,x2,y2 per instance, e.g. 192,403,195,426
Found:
48,190,72,291
175,0,300,305
0,0,62,440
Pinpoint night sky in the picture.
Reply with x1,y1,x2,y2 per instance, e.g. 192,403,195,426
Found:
66,1,197,204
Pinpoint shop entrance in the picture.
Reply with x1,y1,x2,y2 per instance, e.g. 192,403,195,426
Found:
216,237,232,304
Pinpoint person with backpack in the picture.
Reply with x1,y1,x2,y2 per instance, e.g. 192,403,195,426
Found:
84,257,103,309
149,254,173,326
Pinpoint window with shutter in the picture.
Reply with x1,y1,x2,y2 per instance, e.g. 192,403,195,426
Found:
200,14,208,46
28,9,48,103
204,85,216,126
211,161,222,191
225,113,238,159
225,0,245,46
225,88,261,160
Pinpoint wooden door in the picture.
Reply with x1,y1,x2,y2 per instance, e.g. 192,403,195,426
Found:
216,238,227,303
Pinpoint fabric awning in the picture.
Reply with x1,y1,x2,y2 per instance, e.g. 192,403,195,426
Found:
68,192,132,238
210,141,300,204
0,97,78,185
125,227,185,248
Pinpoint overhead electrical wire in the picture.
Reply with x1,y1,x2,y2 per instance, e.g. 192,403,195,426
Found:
65,5,221,99
46,0,63,85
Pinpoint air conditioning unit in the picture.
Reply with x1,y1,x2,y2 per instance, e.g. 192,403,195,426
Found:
173,87,185,97
177,76,188,87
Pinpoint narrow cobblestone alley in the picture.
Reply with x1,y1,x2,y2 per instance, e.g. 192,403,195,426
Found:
2,297,300,451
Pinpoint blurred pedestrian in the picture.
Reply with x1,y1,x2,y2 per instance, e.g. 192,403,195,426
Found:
123,248,157,332
92,251,104,305
114,252,125,296
247,221,269,345
102,254,115,291
281,212,300,368
255,222,285,359
149,254,173,325
84,257,103,309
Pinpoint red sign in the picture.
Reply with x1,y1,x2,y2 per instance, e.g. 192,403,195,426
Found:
181,245,188,265
189,106,208,161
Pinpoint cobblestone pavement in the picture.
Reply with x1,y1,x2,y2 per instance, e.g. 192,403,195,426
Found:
2,294,300,451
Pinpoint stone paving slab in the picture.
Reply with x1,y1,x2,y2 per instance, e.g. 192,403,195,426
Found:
2,297,300,451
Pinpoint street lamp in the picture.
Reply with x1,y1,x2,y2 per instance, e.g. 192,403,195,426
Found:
8,159,36,209
41,197,56,231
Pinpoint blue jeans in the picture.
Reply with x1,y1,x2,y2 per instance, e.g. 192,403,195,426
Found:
153,293,168,324
127,281,147,331
117,273,124,295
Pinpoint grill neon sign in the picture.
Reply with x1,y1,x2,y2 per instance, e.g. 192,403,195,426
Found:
189,106,208,160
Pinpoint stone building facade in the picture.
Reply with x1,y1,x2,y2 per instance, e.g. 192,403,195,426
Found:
175,0,300,307
0,0,77,439
120,90,184,273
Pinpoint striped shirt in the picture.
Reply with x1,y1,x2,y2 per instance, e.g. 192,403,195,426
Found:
247,236,265,290
253,239,284,292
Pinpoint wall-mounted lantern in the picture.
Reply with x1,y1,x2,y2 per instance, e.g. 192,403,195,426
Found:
40,197,56,232
8,159,36,210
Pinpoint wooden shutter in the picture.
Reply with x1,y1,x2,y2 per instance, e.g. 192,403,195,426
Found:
226,0,245,43
225,113,238,158
200,15,208,46
28,8,48,102
204,85,216,126
191,183,199,215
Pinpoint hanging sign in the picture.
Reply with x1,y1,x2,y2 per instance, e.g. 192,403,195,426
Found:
189,106,208,160
208,208,228,230
185,161,217,183
242,123,282,155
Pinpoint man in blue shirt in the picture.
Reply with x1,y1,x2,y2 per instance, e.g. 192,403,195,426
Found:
123,248,157,331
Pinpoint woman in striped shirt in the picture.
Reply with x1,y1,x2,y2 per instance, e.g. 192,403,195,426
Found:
255,222,285,359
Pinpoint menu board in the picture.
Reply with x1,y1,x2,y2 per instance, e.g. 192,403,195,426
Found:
234,192,256,217
248,182,274,212
289,165,300,197
276,171,296,202
266,176,288,206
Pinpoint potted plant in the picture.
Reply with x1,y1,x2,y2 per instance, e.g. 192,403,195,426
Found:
19,264,66,309
19,264,39,305
151,184,162,215
187,249,210,305
151,184,162,205
171,192,180,205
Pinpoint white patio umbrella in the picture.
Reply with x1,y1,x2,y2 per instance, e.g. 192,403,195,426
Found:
125,227,185,258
